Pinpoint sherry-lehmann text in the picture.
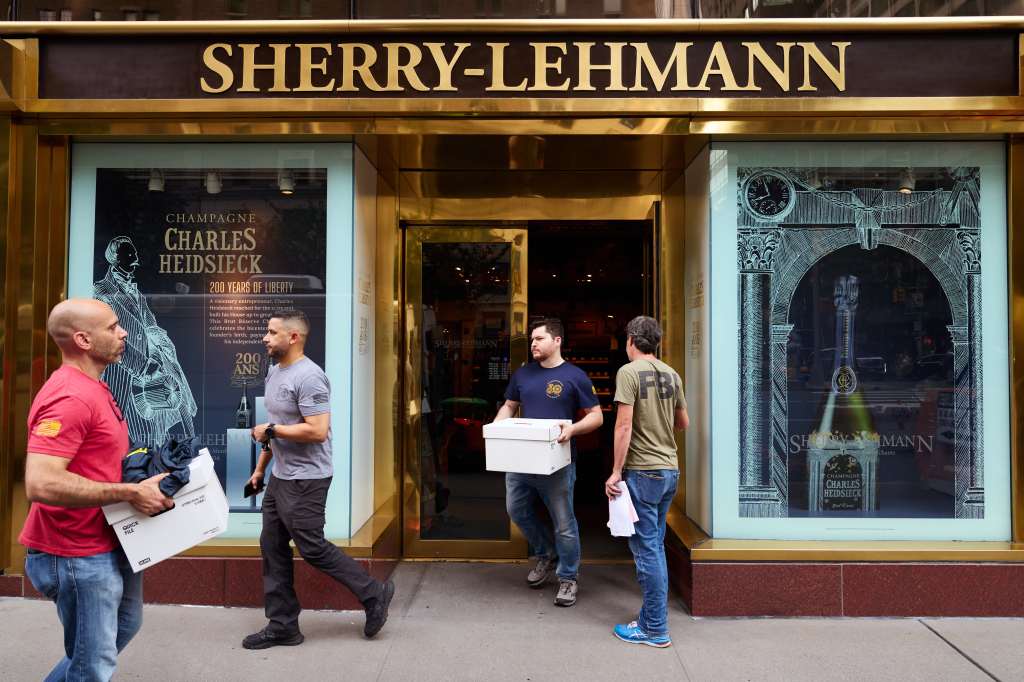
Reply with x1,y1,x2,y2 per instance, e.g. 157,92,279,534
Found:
199,40,851,95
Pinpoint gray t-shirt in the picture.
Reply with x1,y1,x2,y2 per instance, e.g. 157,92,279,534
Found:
264,356,332,480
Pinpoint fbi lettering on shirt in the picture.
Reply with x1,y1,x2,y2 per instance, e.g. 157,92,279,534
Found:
637,371,677,400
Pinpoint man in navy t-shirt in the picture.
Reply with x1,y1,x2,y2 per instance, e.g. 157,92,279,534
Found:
493,318,602,607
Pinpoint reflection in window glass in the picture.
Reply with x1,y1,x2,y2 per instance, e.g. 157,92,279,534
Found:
89,167,328,520
68,142,357,539
736,164,986,521
419,242,513,541
787,242,957,518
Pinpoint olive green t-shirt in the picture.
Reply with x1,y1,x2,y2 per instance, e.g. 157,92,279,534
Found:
614,358,686,470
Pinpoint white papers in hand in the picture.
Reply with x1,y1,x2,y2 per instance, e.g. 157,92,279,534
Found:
607,482,640,537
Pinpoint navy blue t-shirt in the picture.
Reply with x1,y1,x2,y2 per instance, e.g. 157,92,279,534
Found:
504,361,599,431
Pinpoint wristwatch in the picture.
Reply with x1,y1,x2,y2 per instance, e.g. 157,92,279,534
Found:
264,423,276,442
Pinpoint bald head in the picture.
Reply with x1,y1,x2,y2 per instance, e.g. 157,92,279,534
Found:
48,299,116,352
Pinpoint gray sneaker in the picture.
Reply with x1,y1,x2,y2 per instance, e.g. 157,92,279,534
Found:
527,557,557,588
554,579,578,607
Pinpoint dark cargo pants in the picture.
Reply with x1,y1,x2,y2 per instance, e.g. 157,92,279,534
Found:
261,475,381,635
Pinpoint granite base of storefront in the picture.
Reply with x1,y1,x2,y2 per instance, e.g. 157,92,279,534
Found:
3,557,398,610
667,539,1024,616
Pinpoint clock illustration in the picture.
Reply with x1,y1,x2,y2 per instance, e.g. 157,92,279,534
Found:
742,169,796,222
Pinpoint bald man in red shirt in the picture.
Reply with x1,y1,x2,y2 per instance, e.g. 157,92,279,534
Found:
21,298,173,682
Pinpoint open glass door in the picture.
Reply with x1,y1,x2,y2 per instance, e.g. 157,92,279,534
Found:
404,226,529,558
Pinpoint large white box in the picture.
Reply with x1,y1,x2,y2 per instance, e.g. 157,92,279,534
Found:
102,449,229,572
483,418,571,475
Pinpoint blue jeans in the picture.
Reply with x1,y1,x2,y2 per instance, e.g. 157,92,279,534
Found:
506,462,580,580
625,468,679,637
25,548,143,682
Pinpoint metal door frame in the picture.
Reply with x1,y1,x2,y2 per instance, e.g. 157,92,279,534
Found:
402,225,530,558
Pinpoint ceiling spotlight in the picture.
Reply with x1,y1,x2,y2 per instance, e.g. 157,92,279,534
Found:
205,171,221,195
898,167,915,194
147,168,164,192
278,169,295,195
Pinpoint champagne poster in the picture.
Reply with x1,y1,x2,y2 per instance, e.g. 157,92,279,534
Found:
91,167,328,495
736,166,984,520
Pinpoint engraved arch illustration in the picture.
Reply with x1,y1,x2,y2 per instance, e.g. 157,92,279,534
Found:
737,167,983,519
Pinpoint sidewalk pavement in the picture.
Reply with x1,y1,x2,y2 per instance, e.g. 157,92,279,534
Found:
2,561,1022,681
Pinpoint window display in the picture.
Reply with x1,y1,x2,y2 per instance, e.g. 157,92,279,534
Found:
68,143,354,539
710,142,1010,540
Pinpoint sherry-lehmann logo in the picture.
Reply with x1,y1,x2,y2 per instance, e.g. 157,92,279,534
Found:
199,40,850,95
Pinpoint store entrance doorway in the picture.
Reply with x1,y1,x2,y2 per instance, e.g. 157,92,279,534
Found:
403,221,654,560
527,221,653,560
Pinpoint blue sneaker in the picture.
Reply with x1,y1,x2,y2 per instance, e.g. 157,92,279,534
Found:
613,621,672,648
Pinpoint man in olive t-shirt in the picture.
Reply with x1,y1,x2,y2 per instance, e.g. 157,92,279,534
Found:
605,316,688,648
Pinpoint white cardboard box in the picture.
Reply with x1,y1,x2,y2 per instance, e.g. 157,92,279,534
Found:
102,449,229,572
483,418,571,475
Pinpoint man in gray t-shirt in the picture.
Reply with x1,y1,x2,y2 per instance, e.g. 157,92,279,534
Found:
242,310,395,650
262,356,333,480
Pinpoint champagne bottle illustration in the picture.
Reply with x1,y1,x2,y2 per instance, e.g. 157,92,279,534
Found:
236,393,251,429
808,275,880,513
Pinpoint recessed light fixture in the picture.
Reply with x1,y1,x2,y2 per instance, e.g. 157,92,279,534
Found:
898,167,915,194
205,171,221,195
278,169,295,195
147,168,164,192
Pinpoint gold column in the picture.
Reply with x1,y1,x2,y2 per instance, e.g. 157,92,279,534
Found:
371,147,402,559
0,115,12,572
1010,135,1024,544
659,170,686,513
1,123,64,573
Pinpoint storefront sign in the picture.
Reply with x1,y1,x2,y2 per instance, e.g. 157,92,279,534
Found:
38,32,1017,99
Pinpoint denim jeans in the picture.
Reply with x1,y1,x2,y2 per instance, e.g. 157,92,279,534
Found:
506,462,580,580
24,548,143,682
624,468,679,637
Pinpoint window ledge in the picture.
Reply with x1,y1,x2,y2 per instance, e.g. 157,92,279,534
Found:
667,508,1024,562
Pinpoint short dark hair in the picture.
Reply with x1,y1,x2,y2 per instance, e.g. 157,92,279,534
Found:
270,309,310,335
530,317,564,340
626,315,662,354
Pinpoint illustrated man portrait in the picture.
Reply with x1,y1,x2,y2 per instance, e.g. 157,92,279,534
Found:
94,235,197,445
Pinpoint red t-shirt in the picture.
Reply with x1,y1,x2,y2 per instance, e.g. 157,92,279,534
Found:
18,365,129,557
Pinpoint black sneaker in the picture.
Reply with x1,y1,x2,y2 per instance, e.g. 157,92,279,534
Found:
242,626,304,650
364,579,395,639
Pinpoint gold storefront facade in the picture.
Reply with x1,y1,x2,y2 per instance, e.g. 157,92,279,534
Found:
2,18,1024,615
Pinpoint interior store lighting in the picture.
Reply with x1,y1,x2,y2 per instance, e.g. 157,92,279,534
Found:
898,168,916,194
278,170,295,195
147,169,164,192
205,172,222,195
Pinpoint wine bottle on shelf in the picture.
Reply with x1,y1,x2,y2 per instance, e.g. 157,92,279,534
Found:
236,393,251,429
807,275,880,513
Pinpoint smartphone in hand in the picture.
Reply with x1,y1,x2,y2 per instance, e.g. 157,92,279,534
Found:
243,480,265,498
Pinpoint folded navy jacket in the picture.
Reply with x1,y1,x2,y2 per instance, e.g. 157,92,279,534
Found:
122,436,202,498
